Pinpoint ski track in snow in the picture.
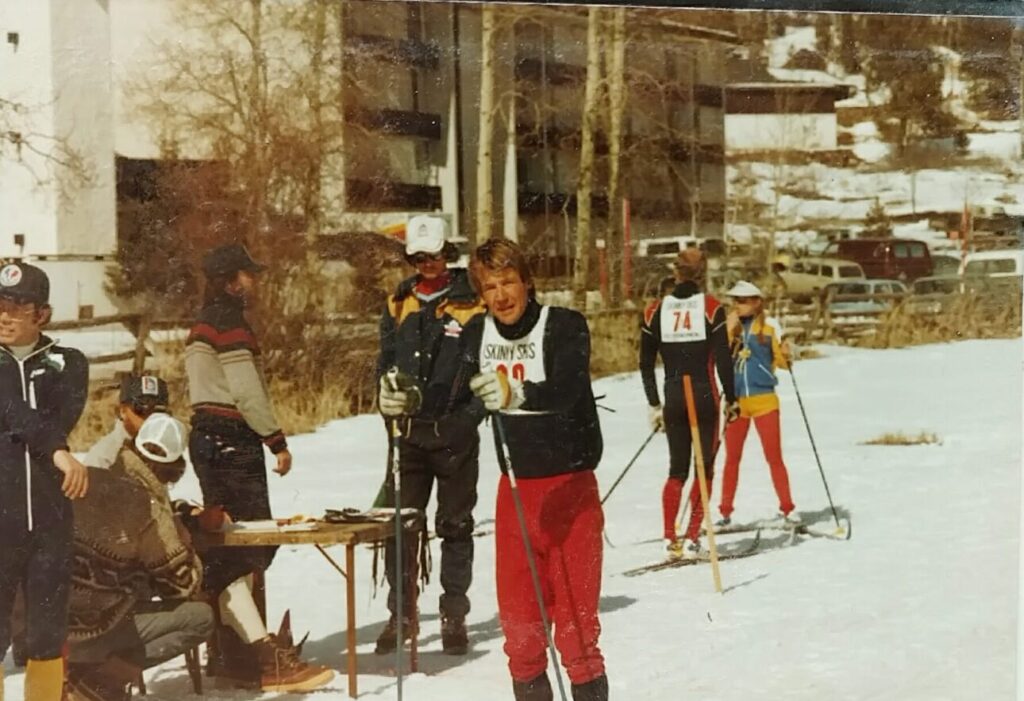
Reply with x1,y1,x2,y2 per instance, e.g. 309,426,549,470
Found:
4,338,1020,699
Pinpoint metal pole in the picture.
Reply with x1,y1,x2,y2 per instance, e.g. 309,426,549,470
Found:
389,418,404,699
600,428,657,506
493,415,569,701
788,364,842,530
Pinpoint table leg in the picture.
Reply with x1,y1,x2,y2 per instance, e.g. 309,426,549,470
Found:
347,543,357,699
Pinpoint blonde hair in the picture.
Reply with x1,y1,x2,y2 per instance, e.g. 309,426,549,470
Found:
469,238,534,292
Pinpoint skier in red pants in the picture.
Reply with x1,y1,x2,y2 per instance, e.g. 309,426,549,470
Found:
639,249,738,559
717,281,797,526
465,238,607,701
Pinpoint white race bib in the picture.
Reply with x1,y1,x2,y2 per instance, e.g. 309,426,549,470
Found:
660,294,707,343
480,305,549,383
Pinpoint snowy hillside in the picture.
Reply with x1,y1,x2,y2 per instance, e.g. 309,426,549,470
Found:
5,338,1020,700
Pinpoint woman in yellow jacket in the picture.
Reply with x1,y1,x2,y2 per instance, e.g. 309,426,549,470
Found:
717,281,797,526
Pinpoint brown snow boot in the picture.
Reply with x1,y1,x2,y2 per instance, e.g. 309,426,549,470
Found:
374,615,413,655
254,635,334,693
441,615,468,655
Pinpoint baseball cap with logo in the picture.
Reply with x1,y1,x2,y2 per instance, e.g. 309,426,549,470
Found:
135,413,187,464
405,215,448,256
0,263,49,305
201,243,267,278
120,375,170,413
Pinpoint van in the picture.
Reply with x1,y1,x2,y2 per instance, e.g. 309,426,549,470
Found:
823,238,933,281
960,249,1024,278
636,236,726,260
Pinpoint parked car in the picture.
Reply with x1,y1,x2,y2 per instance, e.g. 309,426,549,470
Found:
906,275,962,315
822,238,933,281
823,279,908,314
778,257,865,301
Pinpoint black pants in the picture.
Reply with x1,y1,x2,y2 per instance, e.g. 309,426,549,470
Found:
663,377,720,481
68,600,213,668
0,517,73,661
383,415,479,620
190,428,277,593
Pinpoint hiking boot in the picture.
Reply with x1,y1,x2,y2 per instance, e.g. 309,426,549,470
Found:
441,615,468,655
66,660,139,701
374,615,413,655
206,623,260,688
254,635,334,693
512,672,554,701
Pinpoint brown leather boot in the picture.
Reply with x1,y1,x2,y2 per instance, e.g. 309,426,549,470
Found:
253,635,334,693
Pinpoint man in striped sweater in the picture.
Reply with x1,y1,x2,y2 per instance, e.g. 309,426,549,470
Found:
185,243,332,692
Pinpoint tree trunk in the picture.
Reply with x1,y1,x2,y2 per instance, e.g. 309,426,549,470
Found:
475,4,497,244
248,0,269,239
308,0,328,242
573,7,602,310
605,8,626,307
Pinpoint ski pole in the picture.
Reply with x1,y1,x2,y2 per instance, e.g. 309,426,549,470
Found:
600,428,657,506
788,362,844,533
677,399,727,537
388,417,405,698
683,376,723,593
493,414,569,701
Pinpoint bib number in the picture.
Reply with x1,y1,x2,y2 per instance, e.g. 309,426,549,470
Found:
660,295,707,343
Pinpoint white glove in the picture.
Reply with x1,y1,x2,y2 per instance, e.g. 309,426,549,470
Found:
469,372,525,412
379,373,422,417
649,405,665,432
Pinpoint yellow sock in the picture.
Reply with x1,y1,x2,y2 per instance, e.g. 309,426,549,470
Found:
25,658,64,701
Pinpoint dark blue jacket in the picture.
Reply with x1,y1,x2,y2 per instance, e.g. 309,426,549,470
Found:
0,336,89,532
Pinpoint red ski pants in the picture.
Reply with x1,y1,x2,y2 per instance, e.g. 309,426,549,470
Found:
495,471,606,686
719,409,795,518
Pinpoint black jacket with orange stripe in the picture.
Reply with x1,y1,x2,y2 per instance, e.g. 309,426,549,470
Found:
377,269,486,423
639,281,737,407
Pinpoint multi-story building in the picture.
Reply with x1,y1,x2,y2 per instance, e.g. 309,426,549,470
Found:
0,0,117,320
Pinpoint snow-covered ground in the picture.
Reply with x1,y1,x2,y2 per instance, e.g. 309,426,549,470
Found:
5,338,1020,699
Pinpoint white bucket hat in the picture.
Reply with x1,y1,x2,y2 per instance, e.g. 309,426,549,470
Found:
405,215,448,256
725,280,764,298
135,413,187,464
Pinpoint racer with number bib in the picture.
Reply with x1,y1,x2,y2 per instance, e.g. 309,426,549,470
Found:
639,248,738,560
463,238,608,701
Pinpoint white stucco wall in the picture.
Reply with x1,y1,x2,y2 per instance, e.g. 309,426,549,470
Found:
0,0,118,320
725,112,838,151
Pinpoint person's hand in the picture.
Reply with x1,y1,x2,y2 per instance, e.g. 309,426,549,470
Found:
648,405,665,432
724,400,741,424
197,505,231,532
53,449,88,499
469,372,523,412
378,373,422,417
274,449,292,476
780,340,794,366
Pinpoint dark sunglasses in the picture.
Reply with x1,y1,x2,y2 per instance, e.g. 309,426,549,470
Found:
410,252,444,265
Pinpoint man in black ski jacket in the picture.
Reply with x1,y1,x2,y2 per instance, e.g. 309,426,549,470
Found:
374,215,486,656
640,248,738,560
0,262,89,701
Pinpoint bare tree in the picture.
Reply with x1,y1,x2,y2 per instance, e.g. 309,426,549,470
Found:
604,8,627,307
476,3,497,244
573,6,603,309
0,96,93,196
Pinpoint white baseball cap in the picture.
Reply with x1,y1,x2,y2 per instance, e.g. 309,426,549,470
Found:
725,280,764,298
405,215,448,256
135,413,187,464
